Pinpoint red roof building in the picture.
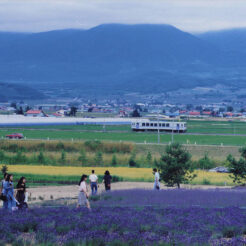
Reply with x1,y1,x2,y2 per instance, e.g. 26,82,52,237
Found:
26,110,45,117
52,113,62,117
189,111,200,116
26,110,41,114
225,112,234,117
202,111,212,115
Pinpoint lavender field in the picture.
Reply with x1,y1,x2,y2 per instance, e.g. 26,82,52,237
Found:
2,189,246,245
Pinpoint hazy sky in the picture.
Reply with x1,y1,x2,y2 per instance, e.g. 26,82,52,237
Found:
1,0,246,33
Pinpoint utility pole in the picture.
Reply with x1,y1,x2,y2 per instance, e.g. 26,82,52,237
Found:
157,112,160,144
171,119,174,143
103,118,106,132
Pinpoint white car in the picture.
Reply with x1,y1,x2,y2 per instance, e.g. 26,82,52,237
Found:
208,166,229,173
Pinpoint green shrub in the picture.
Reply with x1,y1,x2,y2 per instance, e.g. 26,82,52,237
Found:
56,142,65,151
111,154,117,166
59,150,66,164
1,164,8,174
146,151,152,164
78,149,87,165
94,151,103,166
85,140,102,152
202,178,211,185
197,154,215,170
12,151,27,164
129,152,138,167
6,144,19,153
37,151,46,164
37,143,45,151
0,150,5,162
153,158,159,168
111,175,123,182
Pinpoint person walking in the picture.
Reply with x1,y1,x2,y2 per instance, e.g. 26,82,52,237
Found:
16,177,28,209
4,174,19,211
89,170,98,196
102,170,112,191
153,168,160,190
0,173,8,209
77,174,90,210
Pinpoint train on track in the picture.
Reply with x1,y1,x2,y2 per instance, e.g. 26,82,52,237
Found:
131,120,187,132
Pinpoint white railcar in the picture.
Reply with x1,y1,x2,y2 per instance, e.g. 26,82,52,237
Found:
131,120,187,132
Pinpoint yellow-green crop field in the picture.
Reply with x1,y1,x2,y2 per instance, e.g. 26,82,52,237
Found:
1,165,235,186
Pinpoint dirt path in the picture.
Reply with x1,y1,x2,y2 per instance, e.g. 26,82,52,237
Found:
27,182,232,204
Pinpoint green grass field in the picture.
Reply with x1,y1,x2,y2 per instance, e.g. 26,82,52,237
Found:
187,120,246,134
1,120,246,146
136,144,242,161
1,128,246,146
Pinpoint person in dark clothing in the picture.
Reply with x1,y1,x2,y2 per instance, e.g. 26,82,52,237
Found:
102,170,112,191
16,177,28,209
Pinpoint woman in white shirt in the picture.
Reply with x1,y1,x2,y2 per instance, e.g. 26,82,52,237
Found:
89,170,98,196
77,174,91,209
153,168,160,190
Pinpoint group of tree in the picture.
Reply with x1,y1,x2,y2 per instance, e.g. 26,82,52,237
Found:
131,109,141,117
155,143,246,188
69,106,77,117
227,147,246,185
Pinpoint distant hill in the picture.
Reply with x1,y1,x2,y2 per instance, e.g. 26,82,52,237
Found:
0,24,246,95
197,28,246,53
0,82,45,101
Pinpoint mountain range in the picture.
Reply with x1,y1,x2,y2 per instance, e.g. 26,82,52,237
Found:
198,28,246,53
0,24,246,98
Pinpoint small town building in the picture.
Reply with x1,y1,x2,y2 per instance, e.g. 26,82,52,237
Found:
25,110,45,117
189,111,201,116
